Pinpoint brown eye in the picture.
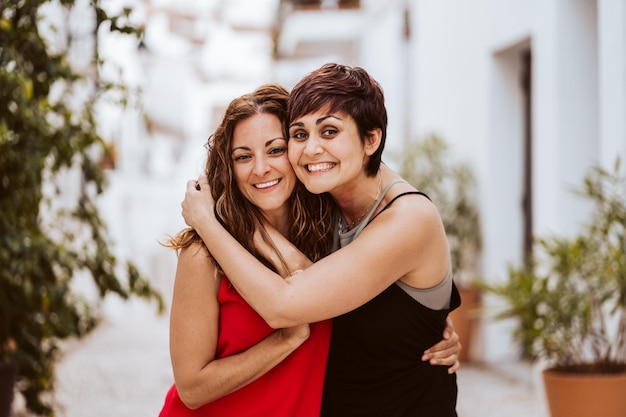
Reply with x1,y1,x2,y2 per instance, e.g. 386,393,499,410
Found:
290,130,307,141
233,153,251,162
269,146,287,156
322,128,338,137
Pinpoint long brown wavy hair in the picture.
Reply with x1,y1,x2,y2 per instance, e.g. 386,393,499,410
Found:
165,84,336,274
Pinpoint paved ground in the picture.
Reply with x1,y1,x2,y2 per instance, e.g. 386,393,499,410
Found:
10,299,549,417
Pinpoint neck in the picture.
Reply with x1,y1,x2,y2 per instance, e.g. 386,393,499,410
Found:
338,169,382,230
261,209,290,237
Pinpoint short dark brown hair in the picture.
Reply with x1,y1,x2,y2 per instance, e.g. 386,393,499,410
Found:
288,63,387,176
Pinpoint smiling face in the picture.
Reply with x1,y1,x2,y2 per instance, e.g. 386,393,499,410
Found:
287,63,388,178
287,109,376,196
232,113,296,223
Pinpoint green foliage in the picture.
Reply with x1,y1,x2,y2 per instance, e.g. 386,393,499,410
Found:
0,1,163,415
480,158,626,373
395,134,482,287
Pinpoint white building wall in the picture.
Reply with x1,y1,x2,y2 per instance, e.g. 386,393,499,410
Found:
359,0,410,158
412,0,490,162
411,0,626,361
598,0,626,167
539,0,598,236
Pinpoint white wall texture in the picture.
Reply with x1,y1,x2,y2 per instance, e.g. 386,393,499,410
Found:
409,0,626,361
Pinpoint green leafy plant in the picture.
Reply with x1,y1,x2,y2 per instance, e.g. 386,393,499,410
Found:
396,133,482,287
481,158,626,373
0,1,163,415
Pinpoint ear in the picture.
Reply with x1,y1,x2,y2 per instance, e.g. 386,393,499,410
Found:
364,128,382,156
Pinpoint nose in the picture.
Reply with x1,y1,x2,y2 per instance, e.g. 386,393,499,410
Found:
303,134,323,156
252,155,270,176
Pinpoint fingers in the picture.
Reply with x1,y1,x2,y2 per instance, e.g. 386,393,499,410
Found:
187,179,198,191
196,175,209,188
422,334,461,359
448,360,461,374
428,350,458,365
423,347,460,374
443,317,455,339
422,329,462,369
446,329,460,345
186,176,208,192
423,346,460,364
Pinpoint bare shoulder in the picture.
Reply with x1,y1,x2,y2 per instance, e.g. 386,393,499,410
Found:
382,184,443,228
375,185,449,287
179,241,212,264
176,242,220,291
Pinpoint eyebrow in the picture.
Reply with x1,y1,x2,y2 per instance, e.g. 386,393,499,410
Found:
288,114,342,129
231,137,286,153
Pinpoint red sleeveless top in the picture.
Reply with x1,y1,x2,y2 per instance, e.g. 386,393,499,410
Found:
159,276,332,417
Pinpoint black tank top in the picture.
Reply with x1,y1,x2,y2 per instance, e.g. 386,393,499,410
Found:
321,190,460,417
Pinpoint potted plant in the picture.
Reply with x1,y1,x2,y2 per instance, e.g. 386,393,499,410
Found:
480,158,626,417
396,134,483,361
0,2,163,416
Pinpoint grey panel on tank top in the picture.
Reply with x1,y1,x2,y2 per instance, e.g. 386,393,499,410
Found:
337,179,452,310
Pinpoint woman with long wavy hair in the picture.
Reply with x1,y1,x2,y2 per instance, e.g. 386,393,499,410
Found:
159,84,336,417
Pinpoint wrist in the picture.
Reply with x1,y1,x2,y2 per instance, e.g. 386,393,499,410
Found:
189,211,219,242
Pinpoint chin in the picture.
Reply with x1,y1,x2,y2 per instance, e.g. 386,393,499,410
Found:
301,183,331,195
297,171,334,194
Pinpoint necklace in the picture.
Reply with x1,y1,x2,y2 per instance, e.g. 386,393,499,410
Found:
341,171,383,232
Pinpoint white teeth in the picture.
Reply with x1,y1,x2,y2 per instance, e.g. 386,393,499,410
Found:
307,163,335,172
255,179,280,189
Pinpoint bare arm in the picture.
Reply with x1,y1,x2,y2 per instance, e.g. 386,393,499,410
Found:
253,220,313,276
170,243,309,409
182,177,449,328
253,224,462,372
184,177,462,372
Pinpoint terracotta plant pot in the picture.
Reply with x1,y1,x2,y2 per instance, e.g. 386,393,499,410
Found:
449,286,481,362
542,368,626,417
